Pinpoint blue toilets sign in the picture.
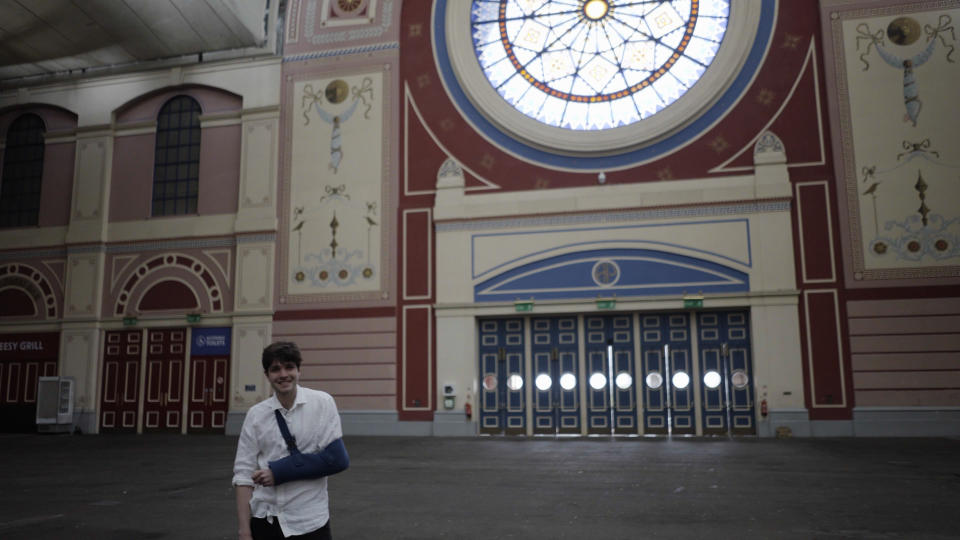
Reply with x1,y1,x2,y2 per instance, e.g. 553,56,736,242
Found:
191,327,231,355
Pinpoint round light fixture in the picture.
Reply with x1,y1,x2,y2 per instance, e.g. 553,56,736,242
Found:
583,0,609,21
703,370,722,389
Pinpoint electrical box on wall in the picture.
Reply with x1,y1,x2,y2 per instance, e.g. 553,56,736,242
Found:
442,382,456,409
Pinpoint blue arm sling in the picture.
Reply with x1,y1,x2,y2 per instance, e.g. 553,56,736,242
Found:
268,409,349,486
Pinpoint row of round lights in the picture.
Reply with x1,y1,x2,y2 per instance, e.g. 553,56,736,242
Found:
490,369,746,391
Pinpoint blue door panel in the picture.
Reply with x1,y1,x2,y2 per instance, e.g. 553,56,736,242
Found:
530,316,580,434
639,314,693,434
697,310,755,435
478,318,525,434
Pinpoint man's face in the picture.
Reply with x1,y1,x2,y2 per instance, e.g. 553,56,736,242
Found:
266,359,300,394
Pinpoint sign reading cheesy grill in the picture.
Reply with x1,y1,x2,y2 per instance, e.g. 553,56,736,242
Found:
0,333,59,360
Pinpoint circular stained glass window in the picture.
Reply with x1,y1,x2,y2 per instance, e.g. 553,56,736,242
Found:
470,0,730,131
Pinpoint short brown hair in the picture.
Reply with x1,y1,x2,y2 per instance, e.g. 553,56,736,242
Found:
261,341,302,372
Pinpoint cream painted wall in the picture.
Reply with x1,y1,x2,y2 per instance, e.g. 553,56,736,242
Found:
0,58,281,127
231,317,274,410
1,57,283,431
434,145,800,433
435,314,479,414
751,303,806,410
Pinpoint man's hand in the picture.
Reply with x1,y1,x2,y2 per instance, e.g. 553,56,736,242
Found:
252,468,275,486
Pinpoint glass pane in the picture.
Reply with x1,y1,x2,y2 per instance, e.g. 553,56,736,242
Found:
615,371,633,390
646,372,663,389
535,373,551,391
672,371,690,389
482,374,497,391
559,372,576,390
731,370,749,389
506,373,523,391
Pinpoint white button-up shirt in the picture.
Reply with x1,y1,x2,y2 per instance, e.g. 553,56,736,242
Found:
233,385,343,537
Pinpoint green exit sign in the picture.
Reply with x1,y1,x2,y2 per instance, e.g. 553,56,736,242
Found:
122,317,137,326
514,301,534,312
683,298,704,309
596,299,616,310
186,313,202,323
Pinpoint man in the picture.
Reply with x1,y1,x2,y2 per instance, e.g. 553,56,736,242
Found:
233,342,347,539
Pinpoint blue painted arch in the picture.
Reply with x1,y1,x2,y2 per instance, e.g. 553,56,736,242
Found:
474,248,749,302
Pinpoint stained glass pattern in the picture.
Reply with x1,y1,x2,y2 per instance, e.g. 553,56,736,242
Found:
471,0,729,130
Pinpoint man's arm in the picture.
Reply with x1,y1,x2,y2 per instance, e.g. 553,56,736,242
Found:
235,485,253,539
233,411,259,538
267,438,349,485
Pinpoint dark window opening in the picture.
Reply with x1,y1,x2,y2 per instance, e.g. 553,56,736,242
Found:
152,96,201,217
0,113,45,227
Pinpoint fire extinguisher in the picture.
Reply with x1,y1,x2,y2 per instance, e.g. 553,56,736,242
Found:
760,398,768,417
464,389,473,420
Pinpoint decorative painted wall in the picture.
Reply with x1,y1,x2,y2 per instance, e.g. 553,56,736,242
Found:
827,2,960,283
285,72,384,298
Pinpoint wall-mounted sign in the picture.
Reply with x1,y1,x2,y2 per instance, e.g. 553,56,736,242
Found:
596,298,616,310
0,332,59,360
514,301,534,312
122,317,137,326
186,313,202,324
191,327,231,355
683,297,704,309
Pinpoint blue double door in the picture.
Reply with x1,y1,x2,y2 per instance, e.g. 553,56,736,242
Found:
478,311,755,436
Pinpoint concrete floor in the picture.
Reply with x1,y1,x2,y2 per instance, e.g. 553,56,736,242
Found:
0,434,957,539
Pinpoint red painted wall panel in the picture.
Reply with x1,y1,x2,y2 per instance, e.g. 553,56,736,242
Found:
110,134,154,220
197,125,241,215
400,305,431,418
797,183,835,283
805,291,846,409
403,210,431,299
39,141,75,227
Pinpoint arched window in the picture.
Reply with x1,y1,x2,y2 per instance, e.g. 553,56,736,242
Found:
0,113,46,227
152,96,201,216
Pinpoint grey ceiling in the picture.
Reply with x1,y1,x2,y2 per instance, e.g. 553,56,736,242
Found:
0,0,269,84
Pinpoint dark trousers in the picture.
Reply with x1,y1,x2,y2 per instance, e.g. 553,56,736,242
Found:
250,517,331,540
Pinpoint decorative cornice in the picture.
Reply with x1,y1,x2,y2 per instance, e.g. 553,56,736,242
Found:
0,247,68,261
237,233,277,244
303,0,394,45
436,199,792,232
283,41,399,63
106,237,235,253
